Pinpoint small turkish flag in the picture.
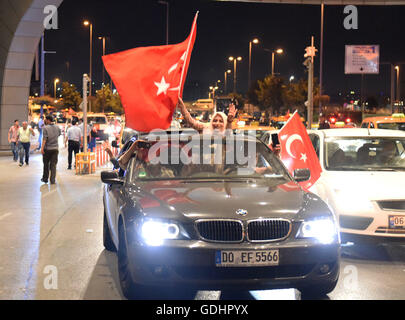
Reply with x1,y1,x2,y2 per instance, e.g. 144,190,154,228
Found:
102,12,198,132
278,111,322,190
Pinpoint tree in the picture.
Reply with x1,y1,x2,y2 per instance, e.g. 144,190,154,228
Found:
255,75,285,115
94,84,124,114
61,82,82,111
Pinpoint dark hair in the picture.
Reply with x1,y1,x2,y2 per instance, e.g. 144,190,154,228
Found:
46,115,54,122
14,120,18,123
72,120,77,125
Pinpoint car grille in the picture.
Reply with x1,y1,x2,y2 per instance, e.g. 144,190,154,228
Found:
247,219,291,242
195,220,243,242
195,219,291,242
377,200,405,211
174,264,315,280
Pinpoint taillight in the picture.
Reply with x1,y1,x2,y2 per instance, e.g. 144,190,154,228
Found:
330,117,336,123
346,118,351,123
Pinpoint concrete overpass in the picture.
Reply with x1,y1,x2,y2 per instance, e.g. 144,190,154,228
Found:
1,0,404,151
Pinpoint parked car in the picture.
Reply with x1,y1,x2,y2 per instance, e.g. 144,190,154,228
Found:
307,128,405,243
101,132,340,299
361,114,405,131
83,113,109,140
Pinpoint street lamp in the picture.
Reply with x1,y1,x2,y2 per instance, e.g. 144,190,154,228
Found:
228,56,242,93
54,78,59,99
83,20,93,100
224,69,231,95
396,66,400,103
209,86,219,99
265,48,283,76
249,38,259,89
98,36,107,86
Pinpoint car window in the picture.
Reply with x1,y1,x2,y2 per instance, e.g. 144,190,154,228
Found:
361,122,369,128
88,116,107,124
369,122,375,128
377,122,405,131
324,137,405,171
309,134,320,158
129,137,291,181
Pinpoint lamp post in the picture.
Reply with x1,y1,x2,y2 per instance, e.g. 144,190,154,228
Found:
248,38,259,89
228,56,242,93
54,78,59,99
396,66,400,104
272,49,283,76
83,20,93,110
158,1,169,45
209,86,219,99
98,36,106,86
224,69,231,95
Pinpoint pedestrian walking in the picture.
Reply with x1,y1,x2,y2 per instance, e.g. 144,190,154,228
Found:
37,115,45,150
65,119,82,170
17,121,35,166
8,120,19,161
41,115,61,184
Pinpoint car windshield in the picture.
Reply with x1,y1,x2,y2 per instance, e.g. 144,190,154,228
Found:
233,129,268,139
88,116,106,124
377,122,405,131
130,135,291,181
325,137,405,171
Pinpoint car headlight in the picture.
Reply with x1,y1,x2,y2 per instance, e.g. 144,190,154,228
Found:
139,219,188,246
296,217,339,244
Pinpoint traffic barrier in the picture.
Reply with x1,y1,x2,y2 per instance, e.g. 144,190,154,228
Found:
95,143,119,167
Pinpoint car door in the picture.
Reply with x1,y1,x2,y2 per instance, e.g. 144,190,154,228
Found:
105,172,126,245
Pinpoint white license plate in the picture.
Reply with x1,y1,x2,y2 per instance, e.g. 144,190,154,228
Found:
389,216,405,229
215,250,279,267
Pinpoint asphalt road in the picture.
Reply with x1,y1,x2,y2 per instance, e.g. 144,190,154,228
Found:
1,144,405,300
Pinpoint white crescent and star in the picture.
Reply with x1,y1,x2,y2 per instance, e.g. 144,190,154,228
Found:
285,134,307,163
154,76,171,96
155,51,188,96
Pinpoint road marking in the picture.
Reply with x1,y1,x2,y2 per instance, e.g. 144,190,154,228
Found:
0,212,12,221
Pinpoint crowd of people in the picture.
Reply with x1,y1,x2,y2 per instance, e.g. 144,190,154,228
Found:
7,114,103,185
7,99,238,183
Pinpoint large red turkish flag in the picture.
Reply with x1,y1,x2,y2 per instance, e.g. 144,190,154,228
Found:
102,13,198,132
278,111,322,190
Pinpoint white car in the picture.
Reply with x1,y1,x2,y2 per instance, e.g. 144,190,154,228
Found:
307,128,405,241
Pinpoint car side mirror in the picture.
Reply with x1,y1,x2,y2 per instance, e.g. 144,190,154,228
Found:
101,171,123,185
293,168,311,182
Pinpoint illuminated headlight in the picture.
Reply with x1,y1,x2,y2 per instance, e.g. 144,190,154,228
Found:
296,217,339,244
139,219,187,246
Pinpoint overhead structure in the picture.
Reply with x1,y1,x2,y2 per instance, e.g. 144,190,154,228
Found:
218,0,405,4
1,0,405,151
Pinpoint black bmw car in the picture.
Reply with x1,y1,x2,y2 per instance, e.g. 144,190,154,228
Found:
101,131,340,299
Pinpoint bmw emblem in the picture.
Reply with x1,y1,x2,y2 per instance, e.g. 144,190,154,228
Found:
236,209,248,216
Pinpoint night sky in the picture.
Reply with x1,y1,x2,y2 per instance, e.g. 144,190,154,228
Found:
38,0,405,102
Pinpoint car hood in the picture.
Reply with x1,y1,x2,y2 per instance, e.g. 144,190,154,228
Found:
314,170,405,201
127,179,324,221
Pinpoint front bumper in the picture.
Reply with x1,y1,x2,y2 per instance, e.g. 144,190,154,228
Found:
125,238,340,290
338,210,405,238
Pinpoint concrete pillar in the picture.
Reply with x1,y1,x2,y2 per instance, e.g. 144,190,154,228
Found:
0,0,62,151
